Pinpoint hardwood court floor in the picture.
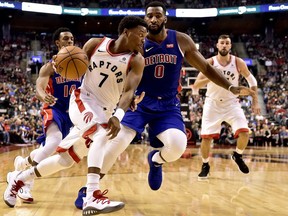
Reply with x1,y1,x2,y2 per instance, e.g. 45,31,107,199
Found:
0,143,287,216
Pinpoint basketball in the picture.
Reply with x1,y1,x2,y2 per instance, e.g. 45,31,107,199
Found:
54,46,89,79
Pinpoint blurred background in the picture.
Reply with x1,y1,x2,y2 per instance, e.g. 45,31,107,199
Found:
0,0,287,148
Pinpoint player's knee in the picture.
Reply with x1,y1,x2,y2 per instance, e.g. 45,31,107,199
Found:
58,152,75,168
170,135,187,158
238,131,249,140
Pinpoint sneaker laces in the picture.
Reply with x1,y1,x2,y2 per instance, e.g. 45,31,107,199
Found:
92,189,110,204
10,180,24,198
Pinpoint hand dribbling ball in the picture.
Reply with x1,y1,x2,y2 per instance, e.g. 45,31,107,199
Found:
54,46,89,79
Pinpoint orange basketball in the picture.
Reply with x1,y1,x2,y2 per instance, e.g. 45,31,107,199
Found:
54,46,89,79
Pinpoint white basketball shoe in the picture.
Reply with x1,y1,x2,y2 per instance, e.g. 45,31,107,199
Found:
17,180,34,203
3,171,24,207
14,156,28,171
13,155,34,202
82,189,124,215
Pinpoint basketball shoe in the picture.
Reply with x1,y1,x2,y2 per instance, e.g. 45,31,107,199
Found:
82,189,124,215
14,156,28,171
3,171,25,207
17,180,34,203
198,162,210,179
14,155,34,202
75,186,87,209
147,150,163,190
231,151,249,174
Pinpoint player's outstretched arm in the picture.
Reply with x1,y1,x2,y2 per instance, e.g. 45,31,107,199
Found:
36,62,57,105
177,32,246,95
107,53,145,139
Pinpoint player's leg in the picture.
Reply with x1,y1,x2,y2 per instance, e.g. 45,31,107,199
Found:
198,97,222,179
74,124,137,210
4,127,85,208
15,121,63,202
226,101,250,174
4,151,75,208
82,126,125,215
198,138,213,179
147,128,187,190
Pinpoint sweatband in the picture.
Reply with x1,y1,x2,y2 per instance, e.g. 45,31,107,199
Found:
113,108,125,122
246,74,257,87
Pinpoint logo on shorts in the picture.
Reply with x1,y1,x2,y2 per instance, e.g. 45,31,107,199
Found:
83,112,93,123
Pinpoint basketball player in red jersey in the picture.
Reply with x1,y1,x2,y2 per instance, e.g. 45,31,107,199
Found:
12,27,82,202
4,16,147,216
192,35,261,179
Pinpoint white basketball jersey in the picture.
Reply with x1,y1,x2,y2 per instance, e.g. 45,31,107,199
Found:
206,55,240,100
80,37,134,111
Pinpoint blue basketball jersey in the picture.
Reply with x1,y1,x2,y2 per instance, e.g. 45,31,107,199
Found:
136,29,184,99
39,72,81,146
45,72,81,111
121,29,186,143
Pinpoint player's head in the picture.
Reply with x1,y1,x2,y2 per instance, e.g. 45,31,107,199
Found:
145,1,167,35
216,34,232,56
118,16,148,53
53,27,74,50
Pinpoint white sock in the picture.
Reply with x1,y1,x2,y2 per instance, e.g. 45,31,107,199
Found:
236,148,244,154
17,167,36,182
24,156,31,167
152,152,165,164
86,173,100,199
202,158,209,163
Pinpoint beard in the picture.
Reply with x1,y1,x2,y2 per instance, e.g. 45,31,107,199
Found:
219,49,229,56
148,22,165,35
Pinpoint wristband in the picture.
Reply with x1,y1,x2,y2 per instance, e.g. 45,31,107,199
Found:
228,85,234,92
113,108,125,122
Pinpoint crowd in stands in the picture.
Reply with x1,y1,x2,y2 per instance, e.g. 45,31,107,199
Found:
12,0,288,8
0,25,288,148
179,33,288,147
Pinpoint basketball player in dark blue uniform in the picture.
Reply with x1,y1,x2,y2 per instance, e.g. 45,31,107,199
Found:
74,1,254,207
13,27,81,202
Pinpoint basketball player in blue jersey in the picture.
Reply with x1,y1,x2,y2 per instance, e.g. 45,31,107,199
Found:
12,27,81,202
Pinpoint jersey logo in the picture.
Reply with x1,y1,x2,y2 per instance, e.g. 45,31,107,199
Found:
97,49,105,52
83,111,93,123
145,47,154,52
166,44,174,48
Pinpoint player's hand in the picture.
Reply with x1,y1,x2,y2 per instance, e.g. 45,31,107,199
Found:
230,86,254,95
43,93,57,106
130,91,145,111
106,116,121,139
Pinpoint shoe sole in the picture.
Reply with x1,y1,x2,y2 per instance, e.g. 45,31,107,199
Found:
82,203,125,215
18,195,34,203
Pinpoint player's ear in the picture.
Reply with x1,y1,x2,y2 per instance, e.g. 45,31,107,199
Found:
164,16,167,24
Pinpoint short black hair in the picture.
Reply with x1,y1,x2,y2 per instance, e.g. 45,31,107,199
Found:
118,16,148,35
145,1,167,15
52,27,72,42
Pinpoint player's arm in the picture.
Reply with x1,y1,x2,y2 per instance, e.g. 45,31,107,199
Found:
237,57,261,115
177,32,251,95
107,53,145,139
36,62,57,105
82,37,103,59
190,58,212,95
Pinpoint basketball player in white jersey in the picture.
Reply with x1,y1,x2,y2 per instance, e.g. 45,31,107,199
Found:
4,16,148,215
191,34,261,179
